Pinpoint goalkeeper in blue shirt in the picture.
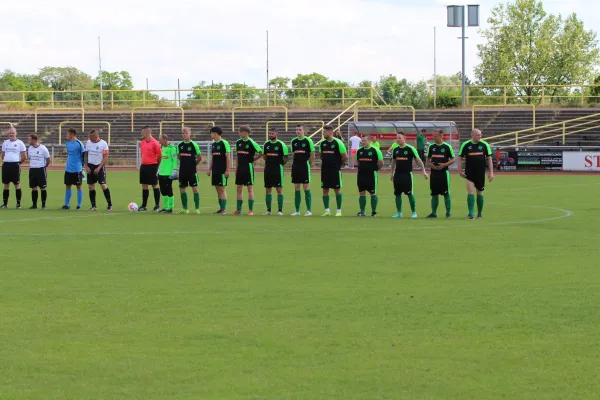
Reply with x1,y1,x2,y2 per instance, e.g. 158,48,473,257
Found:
61,128,85,210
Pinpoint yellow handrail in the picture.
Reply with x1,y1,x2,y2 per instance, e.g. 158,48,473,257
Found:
308,101,359,141
265,120,324,141
58,121,111,145
472,104,536,130
232,106,288,131
491,117,600,146
516,124,600,146
357,105,416,121
35,107,84,132
159,120,215,136
131,107,184,131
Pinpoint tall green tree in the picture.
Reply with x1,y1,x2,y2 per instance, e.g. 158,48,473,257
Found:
38,66,93,91
475,0,600,104
376,75,429,108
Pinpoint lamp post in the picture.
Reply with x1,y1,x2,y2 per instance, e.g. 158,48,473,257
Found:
447,5,479,107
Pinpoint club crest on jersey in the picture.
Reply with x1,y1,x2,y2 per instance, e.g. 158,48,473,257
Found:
368,152,373,156
187,146,191,150
478,146,482,150
404,151,408,155
274,146,279,150
245,144,249,149
302,143,306,148
441,148,445,153
331,145,336,149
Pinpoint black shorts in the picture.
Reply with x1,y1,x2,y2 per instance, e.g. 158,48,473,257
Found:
393,172,413,196
2,162,20,185
179,170,199,188
291,161,311,184
465,168,486,192
211,171,228,187
321,168,342,189
64,171,82,186
235,165,255,186
357,171,378,194
430,170,450,196
87,164,107,185
29,167,47,189
264,166,284,188
139,164,158,185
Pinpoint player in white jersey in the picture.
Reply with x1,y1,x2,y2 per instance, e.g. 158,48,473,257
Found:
1,126,27,209
27,133,51,210
84,129,112,211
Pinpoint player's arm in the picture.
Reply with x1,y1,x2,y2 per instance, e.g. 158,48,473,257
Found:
442,144,456,168
309,139,315,167
485,142,494,181
170,146,179,179
194,142,202,165
390,158,396,181
224,140,231,177
96,150,109,173
45,152,52,167
412,147,428,179
262,142,268,161
281,140,289,166
338,138,348,166
457,142,468,178
426,146,436,170
375,148,384,171
252,140,262,162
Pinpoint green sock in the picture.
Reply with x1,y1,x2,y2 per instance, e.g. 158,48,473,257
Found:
294,191,301,212
323,195,330,210
359,195,367,213
467,194,475,215
181,192,188,209
395,195,402,213
218,198,223,210
335,193,343,210
169,196,174,210
431,196,439,216
444,194,451,215
277,194,284,211
266,194,273,211
221,198,227,211
408,194,416,212
237,199,243,212
477,194,484,216
371,195,378,213
162,195,168,209
193,192,200,209
249,199,255,211
304,190,312,212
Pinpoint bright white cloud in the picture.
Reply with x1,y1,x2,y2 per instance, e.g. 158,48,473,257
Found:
1,0,597,89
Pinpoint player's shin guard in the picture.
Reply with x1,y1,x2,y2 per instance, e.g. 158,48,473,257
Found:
193,192,200,210
16,188,22,205
476,194,484,216
248,199,255,211
237,199,243,211
359,195,367,213
181,192,188,210
64,189,72,207
2,189,8,206
335,193,343,210
395,196,402,212
277,194,284,212
77,189,83,207
431,195,439,216
304,190,312,212
371,195,378,213
153,188,160,207
89,189,97,207
322,195,330,210
142,189,149,207
408,194,416,213
31,190,38,207
444,194,451,214
294,191,301,212
220,199,227,211
265,194,272,211
103,188,112,207
41,190,47,207
467,194,475,216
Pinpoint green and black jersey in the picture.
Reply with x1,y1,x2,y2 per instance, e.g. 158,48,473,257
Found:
177,141,201,172
356,146,383,173
392,144,420,174
235,138,262,168
263,139,288,168
290,137,315,164
427,142,455,172
459,140,492,170
158,144,178,176
211,139,230,173
319,138,347,170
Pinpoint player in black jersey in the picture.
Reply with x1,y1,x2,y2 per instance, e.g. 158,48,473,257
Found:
319,125,347,216
457,129,494,219
234,125,262,215
390,133,428,218
207,126,231,214
355,135,383,217
290,125,315,216
262,129,288,215
426,130,456,218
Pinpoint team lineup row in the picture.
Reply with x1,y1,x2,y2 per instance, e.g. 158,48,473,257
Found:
0,124,494,218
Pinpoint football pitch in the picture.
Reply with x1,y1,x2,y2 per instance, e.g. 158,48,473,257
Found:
1,170,599,399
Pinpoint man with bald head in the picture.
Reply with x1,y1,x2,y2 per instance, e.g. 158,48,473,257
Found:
177,126,202,214
457,129,494,219
1,126,26,209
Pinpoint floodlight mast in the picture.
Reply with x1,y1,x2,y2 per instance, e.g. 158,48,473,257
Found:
447,5,479,107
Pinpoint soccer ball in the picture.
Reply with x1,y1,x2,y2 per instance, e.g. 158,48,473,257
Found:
128,202,139,212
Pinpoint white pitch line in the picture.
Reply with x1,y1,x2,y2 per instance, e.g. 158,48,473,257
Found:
0,205,574,237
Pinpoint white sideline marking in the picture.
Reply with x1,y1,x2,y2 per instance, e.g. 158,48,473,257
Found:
0,205,574,237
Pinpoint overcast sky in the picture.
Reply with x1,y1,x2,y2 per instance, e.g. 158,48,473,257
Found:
1,0,593,90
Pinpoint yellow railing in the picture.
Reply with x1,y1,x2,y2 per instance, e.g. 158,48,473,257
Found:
232,106,288,131
58,120,111,145
357,105,416,121
472,104,536,130
35,107,84,132
159,120,215,136
131,107,184,131
265,120,324,141
308,101,359,143
485,113,600,147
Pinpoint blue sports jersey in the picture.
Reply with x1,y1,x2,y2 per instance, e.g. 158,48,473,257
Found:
65,139,85,173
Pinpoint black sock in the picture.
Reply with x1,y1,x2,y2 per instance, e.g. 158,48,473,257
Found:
32,190,39,206
89,189,97,207
103,188,112,207
41,190,47,206
142,189,149,207
2,189,8,206
16,189,22,205
153,188,160,207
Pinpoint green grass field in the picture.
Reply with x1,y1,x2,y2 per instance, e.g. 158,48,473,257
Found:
1,170,599,399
